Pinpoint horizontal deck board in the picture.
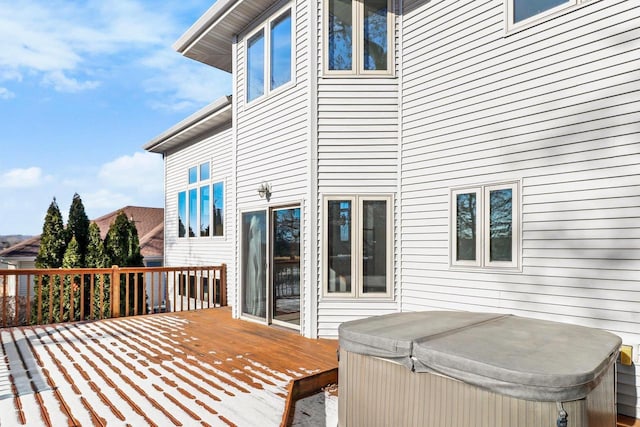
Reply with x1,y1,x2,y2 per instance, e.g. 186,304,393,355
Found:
0,308,338,427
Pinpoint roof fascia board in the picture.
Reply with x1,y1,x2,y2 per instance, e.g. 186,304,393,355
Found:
173,0,241,54
143,95,232,153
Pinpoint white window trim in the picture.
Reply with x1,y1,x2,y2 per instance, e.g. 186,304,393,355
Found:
181,161,228,239
504,0,592,33
323,0,394,77
450,187,482,268
450,181,521,271
244,4,295,105
322,194,393,299
483,183,519,269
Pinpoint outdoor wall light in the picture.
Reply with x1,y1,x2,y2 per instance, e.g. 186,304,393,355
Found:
257,182,272,200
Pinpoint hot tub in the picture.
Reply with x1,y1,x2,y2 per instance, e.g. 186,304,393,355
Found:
338,311,621,427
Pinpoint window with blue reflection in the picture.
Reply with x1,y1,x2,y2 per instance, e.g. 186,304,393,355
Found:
178,191,186,238
363,0,387,71
270,11,292,91
489,189,513,262
247,30,265,102
327,200,352,293
200,186,210,237
213,182,224,236
200,162,210,181
513,0,568,23
188,166,197,184
328,0,353,71
188,188,197,237
456,193,477,261
362,200,387,293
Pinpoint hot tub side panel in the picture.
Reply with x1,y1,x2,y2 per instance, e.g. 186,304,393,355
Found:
338,350,616,427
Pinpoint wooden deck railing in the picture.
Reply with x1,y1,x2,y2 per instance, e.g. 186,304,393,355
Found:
0,265,226,328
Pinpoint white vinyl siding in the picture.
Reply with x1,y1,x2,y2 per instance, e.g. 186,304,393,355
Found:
234,0,313,334
315,0,400,337
401,0,640,417
164,126,234,309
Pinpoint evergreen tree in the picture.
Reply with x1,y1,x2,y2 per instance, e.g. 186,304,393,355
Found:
86,222,109,268
62,237,82,321
35,198,66,268
104,211,144,267
32,198,67,324
104,211,145,315
67,193,90,266
86,222,110,319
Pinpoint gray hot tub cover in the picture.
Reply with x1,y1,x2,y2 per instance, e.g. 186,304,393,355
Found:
339,311,621,402
338,311,503,369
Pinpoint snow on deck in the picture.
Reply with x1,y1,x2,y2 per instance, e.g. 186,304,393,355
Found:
0,308,338,427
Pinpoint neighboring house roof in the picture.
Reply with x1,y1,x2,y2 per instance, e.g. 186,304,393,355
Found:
0,206,164,263
144,96,232,154
0,236,41,261
173,0,280,71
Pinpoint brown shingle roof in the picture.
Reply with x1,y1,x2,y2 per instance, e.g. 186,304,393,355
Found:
0,236,41,259
0,206,163,261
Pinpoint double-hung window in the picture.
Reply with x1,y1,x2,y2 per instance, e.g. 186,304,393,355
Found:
177,162,225,238
325,0,393,75
246,7,293,103
506,0,589,31
451,182,520,270
324,195,392,298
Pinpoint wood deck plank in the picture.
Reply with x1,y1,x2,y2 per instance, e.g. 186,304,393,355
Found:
2,308,638,426
0,308,338,426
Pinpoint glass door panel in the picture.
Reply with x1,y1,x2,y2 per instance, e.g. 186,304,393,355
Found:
272,207,300,326
241,211,267,319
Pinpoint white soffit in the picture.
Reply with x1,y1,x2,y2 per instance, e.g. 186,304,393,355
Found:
173,0,280,72
143,96,232,154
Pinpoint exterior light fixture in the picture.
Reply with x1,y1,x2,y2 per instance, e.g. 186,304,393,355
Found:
258,182,272,200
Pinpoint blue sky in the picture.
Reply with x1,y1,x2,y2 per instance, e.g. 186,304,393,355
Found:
0,0,231,235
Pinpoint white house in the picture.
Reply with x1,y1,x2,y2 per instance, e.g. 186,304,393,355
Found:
145,0,640,417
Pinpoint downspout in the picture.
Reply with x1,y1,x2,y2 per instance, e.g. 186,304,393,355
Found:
396,0,404,313
308,0,319,339
232,34,239,319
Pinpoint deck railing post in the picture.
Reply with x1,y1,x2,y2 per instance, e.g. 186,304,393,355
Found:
221,263,227,307
111,265,120,318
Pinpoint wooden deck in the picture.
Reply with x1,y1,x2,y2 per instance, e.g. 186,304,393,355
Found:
0,308,338,427
1,307,637,426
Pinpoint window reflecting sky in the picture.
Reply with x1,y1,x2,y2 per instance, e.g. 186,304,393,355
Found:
247,30,265,101
328,0,353,70
363,0,387,70
514,0,568,22
271,11,292,90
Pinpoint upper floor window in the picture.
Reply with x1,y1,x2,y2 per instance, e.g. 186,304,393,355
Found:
507,0,588,30
246,8,293,103
451,182,520,270
325,0,392,76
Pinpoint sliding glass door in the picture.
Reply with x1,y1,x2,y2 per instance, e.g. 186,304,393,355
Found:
241,211,267,319
272,207,300,326
241,206,301,328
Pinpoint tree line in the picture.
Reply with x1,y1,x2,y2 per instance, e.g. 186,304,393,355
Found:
33,193,144,323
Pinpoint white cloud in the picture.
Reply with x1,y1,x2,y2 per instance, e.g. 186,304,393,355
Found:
141,49,231,112
0,1,183,93
0,87,14,99
0,167,46,188
0,0,230,104
42,71,100,93
98,151,163,194
82,189,134,213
